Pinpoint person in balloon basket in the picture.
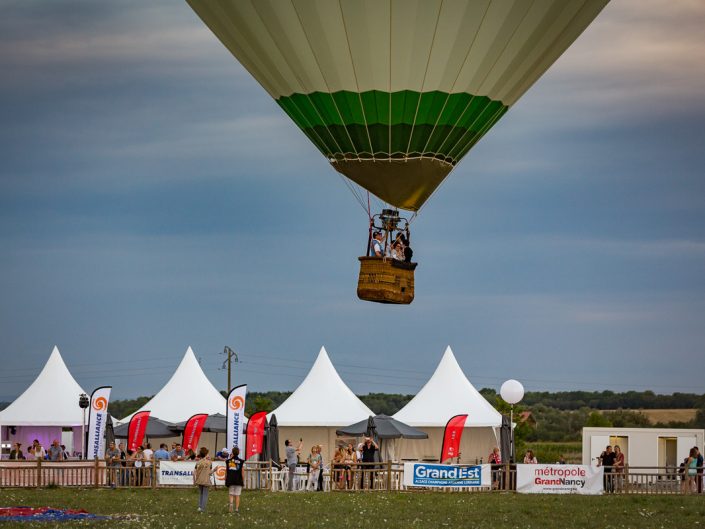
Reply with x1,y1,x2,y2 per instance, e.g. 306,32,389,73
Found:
193,447,216,513
371,231,385,257
226,447,245,514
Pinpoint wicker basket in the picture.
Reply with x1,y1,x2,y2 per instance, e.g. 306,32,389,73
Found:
357,256,417,304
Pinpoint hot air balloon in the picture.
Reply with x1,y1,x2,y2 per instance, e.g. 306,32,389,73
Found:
187,0,608,304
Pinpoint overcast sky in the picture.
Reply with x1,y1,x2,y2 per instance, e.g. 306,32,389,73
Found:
1,0,703,401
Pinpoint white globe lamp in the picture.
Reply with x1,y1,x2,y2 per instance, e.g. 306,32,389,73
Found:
500,379,524,463
500,379,524,405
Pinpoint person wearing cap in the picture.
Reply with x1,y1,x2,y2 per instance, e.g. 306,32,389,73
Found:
217,447,230,460
371,231,384,257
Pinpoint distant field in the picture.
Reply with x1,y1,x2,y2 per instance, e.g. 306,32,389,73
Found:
602,409,697,424
1,488,703,529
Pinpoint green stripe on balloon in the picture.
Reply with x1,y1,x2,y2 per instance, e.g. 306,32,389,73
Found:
277,90,507,163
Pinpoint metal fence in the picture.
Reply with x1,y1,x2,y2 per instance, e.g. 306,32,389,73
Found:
0,460,702,495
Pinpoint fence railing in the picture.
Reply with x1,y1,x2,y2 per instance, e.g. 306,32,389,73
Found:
1,460,702,494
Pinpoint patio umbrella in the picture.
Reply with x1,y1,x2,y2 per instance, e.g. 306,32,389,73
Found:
261,416,270,463
113,416,177,439
105,414,115,449
499,414,512,463
336,414,428,440
172,413,227,434
268,414,280,467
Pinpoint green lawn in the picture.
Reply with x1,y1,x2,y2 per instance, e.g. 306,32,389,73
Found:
0,488,702,529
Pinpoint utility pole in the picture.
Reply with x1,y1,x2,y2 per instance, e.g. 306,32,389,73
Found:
221,346,239,393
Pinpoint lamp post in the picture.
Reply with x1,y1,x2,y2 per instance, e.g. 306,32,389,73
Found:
78,393,89,459
500,379,524,463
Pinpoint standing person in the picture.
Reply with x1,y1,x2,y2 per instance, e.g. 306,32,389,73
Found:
118,443,128,486
153,443,169,461
682,447,698,494
132,446,145,486
307,445,322,491
360,437,378,489
142,443,154,486
48,440,64,461
284,438,303,492
344,443,357,490
613,445,625,491
29,439,46,460
170,443,186,461
523,450,538,464
489,447,502,490
695,446,704,494
105,442,121,488
9,443,25,460
331,446,344,490
193,447,215,512
225,447,245,514
598,445,617,493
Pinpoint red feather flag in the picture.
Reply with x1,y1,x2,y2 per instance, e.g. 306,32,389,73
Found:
440,414,468,463
127,411,151,452
182,414,209,451
246,411,268,459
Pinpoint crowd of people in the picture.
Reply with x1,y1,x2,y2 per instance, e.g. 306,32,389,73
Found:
280,437,383,492
9,440,71,461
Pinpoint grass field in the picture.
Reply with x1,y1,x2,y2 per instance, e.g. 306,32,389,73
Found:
634,409,698,424
1,488,702,529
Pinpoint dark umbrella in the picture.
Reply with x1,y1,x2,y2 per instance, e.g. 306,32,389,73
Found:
261,416,270,463
268,414,280,468
499,414,512,463
172,413,227,434
105,414,116,449
336,415,428,440
113,416,178,438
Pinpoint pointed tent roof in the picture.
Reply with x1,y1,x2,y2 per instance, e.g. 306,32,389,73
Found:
268,346,374,427
0,346,87,426
119,347,226,424
393,346,502,428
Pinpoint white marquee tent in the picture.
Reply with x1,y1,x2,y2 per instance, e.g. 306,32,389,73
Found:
268,346,374,461
0,346,87,458
119,346,226,425
392,346,502,462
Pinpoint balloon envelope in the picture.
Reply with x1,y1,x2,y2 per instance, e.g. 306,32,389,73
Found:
188,0,608,211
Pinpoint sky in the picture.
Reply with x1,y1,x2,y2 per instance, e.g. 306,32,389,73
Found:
1,0,704,402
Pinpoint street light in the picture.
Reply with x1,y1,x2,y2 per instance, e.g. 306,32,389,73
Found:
79,393,89,459
500,379,524,463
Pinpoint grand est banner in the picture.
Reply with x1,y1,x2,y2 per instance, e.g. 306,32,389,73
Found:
158,461,226,486
516,464,604,495
403,463,491,488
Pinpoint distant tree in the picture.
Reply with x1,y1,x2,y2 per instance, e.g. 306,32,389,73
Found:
107,396,152,420
586,411,612,428
695,404,705,428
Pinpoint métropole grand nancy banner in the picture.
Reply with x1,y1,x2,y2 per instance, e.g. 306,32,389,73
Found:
403,463,492,488
516,464,604,495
